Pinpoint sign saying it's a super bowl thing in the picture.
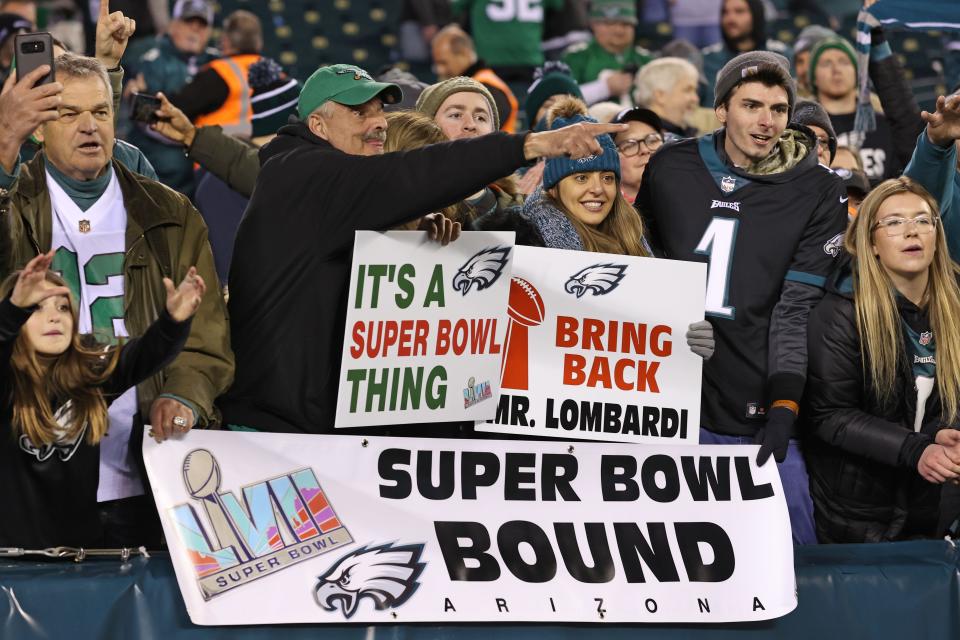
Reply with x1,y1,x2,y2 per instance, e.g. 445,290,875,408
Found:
335,231,514,428
476,245,706,444
143,430,797,625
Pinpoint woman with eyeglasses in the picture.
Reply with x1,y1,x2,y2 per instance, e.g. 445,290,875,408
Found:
804,177,960,543
610,107,665,204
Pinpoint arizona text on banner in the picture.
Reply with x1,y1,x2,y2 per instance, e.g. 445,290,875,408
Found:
335,231,514,428
144,430,796,625
477,245,706,444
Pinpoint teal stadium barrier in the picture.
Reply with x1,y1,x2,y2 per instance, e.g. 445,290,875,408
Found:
0,540,956,638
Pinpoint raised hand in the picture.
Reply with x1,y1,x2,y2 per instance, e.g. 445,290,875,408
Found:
523,121,628,161
151,91,196,147
0,66,62,172
164,267,206,322
9,250,71,309
921,93,960,147
95,0,137,69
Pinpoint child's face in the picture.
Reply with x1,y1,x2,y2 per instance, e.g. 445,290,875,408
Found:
23,295,73,356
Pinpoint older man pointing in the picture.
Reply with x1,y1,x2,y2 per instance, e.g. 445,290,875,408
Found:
221,63,625,435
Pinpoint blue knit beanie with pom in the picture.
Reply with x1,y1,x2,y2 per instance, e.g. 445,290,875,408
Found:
542,112,620,190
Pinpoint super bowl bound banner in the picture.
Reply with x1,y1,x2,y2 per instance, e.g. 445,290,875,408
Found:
335,231,514,428
144,430,796,625
478,245,706,444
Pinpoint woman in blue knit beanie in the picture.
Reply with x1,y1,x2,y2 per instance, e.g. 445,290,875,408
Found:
519,96,715,359
522,96,650,256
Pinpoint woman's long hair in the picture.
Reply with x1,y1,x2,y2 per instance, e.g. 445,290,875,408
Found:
384,111,460,229
0,271,121,446
545,188,649,256
845,176,960,423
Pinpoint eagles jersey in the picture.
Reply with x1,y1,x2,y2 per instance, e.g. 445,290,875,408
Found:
637,130,847,436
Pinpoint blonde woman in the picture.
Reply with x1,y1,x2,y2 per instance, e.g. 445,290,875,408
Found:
805,177,960,543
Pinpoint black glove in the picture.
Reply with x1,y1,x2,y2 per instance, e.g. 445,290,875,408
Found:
754,406,796,466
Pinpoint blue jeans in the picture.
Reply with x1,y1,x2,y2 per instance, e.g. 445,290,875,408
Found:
699,429,818,545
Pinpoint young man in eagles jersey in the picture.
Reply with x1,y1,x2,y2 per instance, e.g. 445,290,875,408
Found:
637,51,847,544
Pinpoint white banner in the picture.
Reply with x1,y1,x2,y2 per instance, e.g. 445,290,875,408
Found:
477,245,706,444
335,231,514,428
145,431,796,625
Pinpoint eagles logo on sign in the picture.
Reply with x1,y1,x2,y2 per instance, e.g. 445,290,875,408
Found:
451,246,511,295
565,263,628,298
314,543,425,619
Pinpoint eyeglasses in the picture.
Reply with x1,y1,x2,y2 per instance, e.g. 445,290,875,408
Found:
617,133,663,156
872,214,937,237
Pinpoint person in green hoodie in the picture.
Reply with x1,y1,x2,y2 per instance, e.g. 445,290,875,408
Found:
562,0,651,105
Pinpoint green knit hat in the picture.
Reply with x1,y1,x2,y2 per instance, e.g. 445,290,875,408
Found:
415,76,500,130
808,36,858,95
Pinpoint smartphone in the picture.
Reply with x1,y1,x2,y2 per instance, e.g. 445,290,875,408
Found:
15,32,54,86
130,93,162,125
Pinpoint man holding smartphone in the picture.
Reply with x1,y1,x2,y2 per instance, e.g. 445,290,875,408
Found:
0,54,233,548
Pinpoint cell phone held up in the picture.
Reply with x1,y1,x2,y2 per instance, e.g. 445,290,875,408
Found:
15,32,54,86
130,93,162,125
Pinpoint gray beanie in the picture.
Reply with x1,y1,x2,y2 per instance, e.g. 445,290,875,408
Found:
415,76,500,130
792,99,837,162
713,51,797,117
794,25,836,55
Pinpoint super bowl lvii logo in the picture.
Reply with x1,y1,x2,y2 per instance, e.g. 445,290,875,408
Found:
170,449,353,600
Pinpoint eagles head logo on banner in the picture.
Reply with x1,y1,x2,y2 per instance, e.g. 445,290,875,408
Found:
451,246,511,295
169,449,353,600
565,263,628,298
314,543,426,619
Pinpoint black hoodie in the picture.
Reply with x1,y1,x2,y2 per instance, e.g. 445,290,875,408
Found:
721,0,767,54
220,122,529,434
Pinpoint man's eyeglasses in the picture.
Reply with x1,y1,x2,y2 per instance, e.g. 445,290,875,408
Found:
872,214,938,237
617,133,664,157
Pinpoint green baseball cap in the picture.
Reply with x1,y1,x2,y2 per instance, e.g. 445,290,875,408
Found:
589,0,637,24
297,64,403,119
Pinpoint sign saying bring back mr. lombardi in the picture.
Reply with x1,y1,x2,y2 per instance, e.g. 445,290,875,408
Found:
144,431,796,626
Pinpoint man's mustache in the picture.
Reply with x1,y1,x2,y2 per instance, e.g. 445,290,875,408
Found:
363,131,387,143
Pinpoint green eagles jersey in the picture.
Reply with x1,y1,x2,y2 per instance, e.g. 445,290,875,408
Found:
563,39,653,84
453,0,563,67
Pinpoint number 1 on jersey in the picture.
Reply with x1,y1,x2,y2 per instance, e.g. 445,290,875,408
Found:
694,217,738,319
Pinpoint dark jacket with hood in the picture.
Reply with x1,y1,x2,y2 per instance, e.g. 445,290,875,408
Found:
804,263,949,543
638,125,846,437
220,122,530,434
701,0,793,105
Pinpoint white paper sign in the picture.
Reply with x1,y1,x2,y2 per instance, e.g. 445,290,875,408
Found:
477,245,706,444
145,430,796,625
335,231,513,428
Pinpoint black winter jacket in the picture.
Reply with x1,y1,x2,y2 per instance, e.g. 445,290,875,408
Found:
221,122,530,434
803,266,946,543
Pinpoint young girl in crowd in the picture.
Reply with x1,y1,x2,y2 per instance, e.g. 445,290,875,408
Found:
519,96,714,359
805,177,960,543
0,250,206,548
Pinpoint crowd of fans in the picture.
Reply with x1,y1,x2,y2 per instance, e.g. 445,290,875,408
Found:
0,0,959,555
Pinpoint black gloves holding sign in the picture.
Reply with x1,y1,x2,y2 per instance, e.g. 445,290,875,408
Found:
754,405,796,465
